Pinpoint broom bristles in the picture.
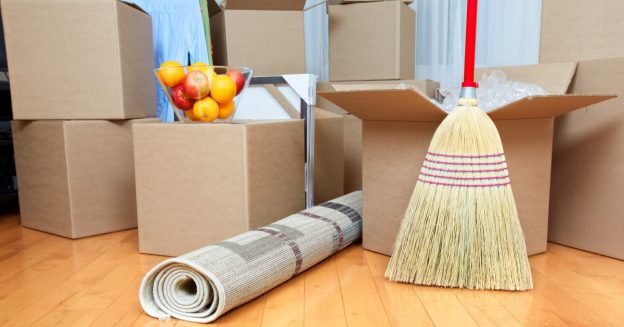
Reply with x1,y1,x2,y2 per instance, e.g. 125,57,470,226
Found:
385,99,533,291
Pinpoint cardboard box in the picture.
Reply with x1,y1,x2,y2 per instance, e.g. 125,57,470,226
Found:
12,119,157,238
318,66,614,256
1,0,155,120
343,114,363,193
541,1,624,260
135,121,306,256
540,0,624,63
313,109,345,203
208,0,306,76
329,0,415,81
317,80,439,194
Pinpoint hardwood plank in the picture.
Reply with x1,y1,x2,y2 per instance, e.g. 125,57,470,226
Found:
133,313,177,327
89,256,165,327
465,305,522,327
1,231,137,326
335,248,391,327
304,289,346,327
213,294,266,327
373,276,434,327
260,275,304,327
304,258,341,293
417,291,479,327
304,258,347,327
526,266,613,326
547,243,624,293
529,253,623,326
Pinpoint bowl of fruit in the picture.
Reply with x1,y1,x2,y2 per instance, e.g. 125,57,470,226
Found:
155,62,253,123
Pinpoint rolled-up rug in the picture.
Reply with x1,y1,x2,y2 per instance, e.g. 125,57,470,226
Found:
139,191,362,323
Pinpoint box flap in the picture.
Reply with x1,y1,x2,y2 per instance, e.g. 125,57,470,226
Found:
318,88,447,122
475,62,577,95
331,80,438,98
220,0,306,10
488,95,616,120
117,0,149,15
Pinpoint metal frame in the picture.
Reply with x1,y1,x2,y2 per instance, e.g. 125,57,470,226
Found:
249,76,315,208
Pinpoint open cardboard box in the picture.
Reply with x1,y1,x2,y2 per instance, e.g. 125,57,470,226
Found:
541,0,624,260
317,80,439,194
318,62,615,256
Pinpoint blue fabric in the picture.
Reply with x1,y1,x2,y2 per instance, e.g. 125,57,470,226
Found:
125,0,210,121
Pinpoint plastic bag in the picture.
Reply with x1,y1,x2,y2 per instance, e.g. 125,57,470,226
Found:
440,70,548,112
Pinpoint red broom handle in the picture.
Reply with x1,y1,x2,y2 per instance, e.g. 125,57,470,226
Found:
462,0,478,88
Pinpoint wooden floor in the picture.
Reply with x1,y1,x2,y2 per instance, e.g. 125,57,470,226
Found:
1,210,623,327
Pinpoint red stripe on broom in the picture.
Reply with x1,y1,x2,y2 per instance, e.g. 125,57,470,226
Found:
418,178,511,188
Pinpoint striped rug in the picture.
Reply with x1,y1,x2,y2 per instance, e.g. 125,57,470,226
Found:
139,191,362,323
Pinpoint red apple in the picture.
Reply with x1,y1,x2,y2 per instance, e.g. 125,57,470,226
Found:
172,84,194,110
227,69,245,95
182,70,211,99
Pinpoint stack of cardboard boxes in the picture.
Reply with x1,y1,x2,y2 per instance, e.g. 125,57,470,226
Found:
1,0,158,238
134,0,345,256
323,0,417,194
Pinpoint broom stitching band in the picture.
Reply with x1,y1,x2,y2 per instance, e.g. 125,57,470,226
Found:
417,178,511,188
419,172,509,181
428,151,504,158
425,159,506,166
422,165,508,173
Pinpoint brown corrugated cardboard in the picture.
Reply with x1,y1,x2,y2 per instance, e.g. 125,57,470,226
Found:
316,96,363,194
1,0,155,120
317,80,438,194
318,66,615,256
314,109,345,203
134,121,305,256
343,114,363,193
209,0,306,76
329,1,415,81
548,58,624,260
12,119,157,238
540,0,624,63
541,3,624,259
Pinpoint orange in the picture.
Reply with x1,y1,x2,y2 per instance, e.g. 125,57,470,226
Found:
185,107,199,121
210,75,237,104
188,62,216,78
218,101,235,119
158,61,185,87
192,97,219,122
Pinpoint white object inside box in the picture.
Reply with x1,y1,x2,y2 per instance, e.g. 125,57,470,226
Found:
235,85,303,120
440,70,549,112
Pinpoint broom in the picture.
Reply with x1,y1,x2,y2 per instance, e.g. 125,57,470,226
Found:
384,0,533,291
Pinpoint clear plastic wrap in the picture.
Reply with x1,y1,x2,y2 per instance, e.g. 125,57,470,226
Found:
440,70,548,112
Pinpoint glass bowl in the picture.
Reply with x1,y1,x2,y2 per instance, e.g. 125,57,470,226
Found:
154,65,253,123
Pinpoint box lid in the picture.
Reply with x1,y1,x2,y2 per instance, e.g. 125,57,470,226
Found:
214,0,306,11
318,68,616,122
